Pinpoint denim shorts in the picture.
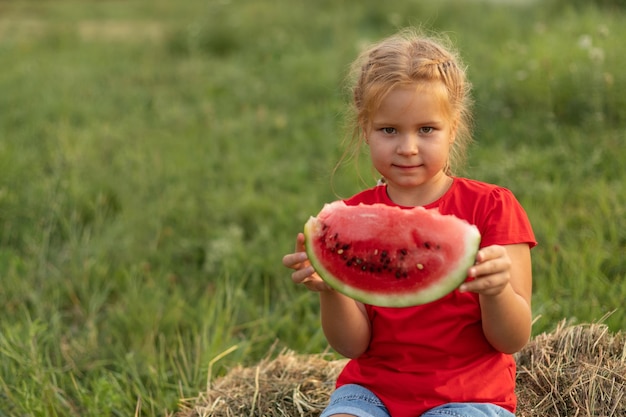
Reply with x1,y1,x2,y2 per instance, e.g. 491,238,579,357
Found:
320,384,390,417
320,384,516,417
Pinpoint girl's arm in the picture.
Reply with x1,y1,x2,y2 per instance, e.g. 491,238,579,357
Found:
460,243,532,354
283,233,371,358
319,290,371,358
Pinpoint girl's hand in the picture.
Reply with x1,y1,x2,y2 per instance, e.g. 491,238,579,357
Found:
284,233,370,358
282,233,331,292
460,243,533,353
460,245,512,296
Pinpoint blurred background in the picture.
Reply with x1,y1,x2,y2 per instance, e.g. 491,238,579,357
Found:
0,0,624,415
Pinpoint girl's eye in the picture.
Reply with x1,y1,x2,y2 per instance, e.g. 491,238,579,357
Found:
420,127,434,134
381,127,396,134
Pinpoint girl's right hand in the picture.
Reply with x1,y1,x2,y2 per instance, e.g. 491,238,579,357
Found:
282,233,331,292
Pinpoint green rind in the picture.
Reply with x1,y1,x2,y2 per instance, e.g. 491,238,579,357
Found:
304,213,481,308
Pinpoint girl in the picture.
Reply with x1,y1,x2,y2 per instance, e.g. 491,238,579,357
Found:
282,29,536,417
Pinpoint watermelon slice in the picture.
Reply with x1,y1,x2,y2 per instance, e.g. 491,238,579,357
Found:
304,201,481,307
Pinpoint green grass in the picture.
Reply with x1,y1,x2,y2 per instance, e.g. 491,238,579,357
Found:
0,0,624,415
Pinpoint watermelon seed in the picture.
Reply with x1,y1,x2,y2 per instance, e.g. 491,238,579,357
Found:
394,269,408,279
381,250,388,258
337,249,344,255
417,263,424,270
399,249,408,256
423,242,441,250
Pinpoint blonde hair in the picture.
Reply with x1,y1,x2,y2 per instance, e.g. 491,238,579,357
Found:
338,29,473,179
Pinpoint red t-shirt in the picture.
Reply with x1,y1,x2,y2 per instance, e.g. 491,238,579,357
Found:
335,177,537,417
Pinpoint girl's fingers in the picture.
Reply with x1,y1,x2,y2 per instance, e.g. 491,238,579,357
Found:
469,245,511,278
294,232,306,252
461,245,512,295
282,251,308,269
469,258,508,278
303,279,331,292
285,233,330,291
460,273,507,294
292,266,315,283
476,245,508,263
283,233,309,269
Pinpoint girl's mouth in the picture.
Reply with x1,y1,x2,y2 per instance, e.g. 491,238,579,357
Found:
393,164,422,169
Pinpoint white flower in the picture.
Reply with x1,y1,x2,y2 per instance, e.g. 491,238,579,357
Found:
578,34,592,50
589,47,604,63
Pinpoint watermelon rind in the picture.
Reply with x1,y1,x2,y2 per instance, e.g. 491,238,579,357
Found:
303,203,481,308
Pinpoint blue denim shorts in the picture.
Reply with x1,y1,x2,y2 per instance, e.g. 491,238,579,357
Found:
320,384,515,417
320,384,390,417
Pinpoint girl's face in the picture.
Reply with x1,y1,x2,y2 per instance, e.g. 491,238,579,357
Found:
365,83,457,206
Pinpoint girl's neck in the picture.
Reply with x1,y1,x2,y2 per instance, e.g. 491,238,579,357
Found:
385,174,453,207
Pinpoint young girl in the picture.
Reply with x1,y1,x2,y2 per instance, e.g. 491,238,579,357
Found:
282,29,536,417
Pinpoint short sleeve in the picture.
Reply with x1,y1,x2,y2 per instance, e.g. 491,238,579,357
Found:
477,187,537,249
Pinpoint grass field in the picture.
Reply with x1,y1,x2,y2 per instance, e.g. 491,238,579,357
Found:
1,0,624,415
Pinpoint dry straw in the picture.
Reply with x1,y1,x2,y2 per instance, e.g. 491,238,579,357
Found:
175,321,625,417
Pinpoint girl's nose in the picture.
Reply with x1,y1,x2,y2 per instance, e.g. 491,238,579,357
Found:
397,134,419,155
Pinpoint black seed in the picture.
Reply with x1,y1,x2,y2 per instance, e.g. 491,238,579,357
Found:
399,249,408,256
342,244,351,250
424,242,431,249
355,258,363,265
381,250,388,258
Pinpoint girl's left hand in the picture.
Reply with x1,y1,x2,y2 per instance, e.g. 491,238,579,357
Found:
460,245,512,296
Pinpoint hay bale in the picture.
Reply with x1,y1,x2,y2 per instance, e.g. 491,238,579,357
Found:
175,350,347,417
515,321,625,417
176,322,625,417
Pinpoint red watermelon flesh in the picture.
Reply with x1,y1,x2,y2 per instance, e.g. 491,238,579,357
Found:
304,201,481,307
